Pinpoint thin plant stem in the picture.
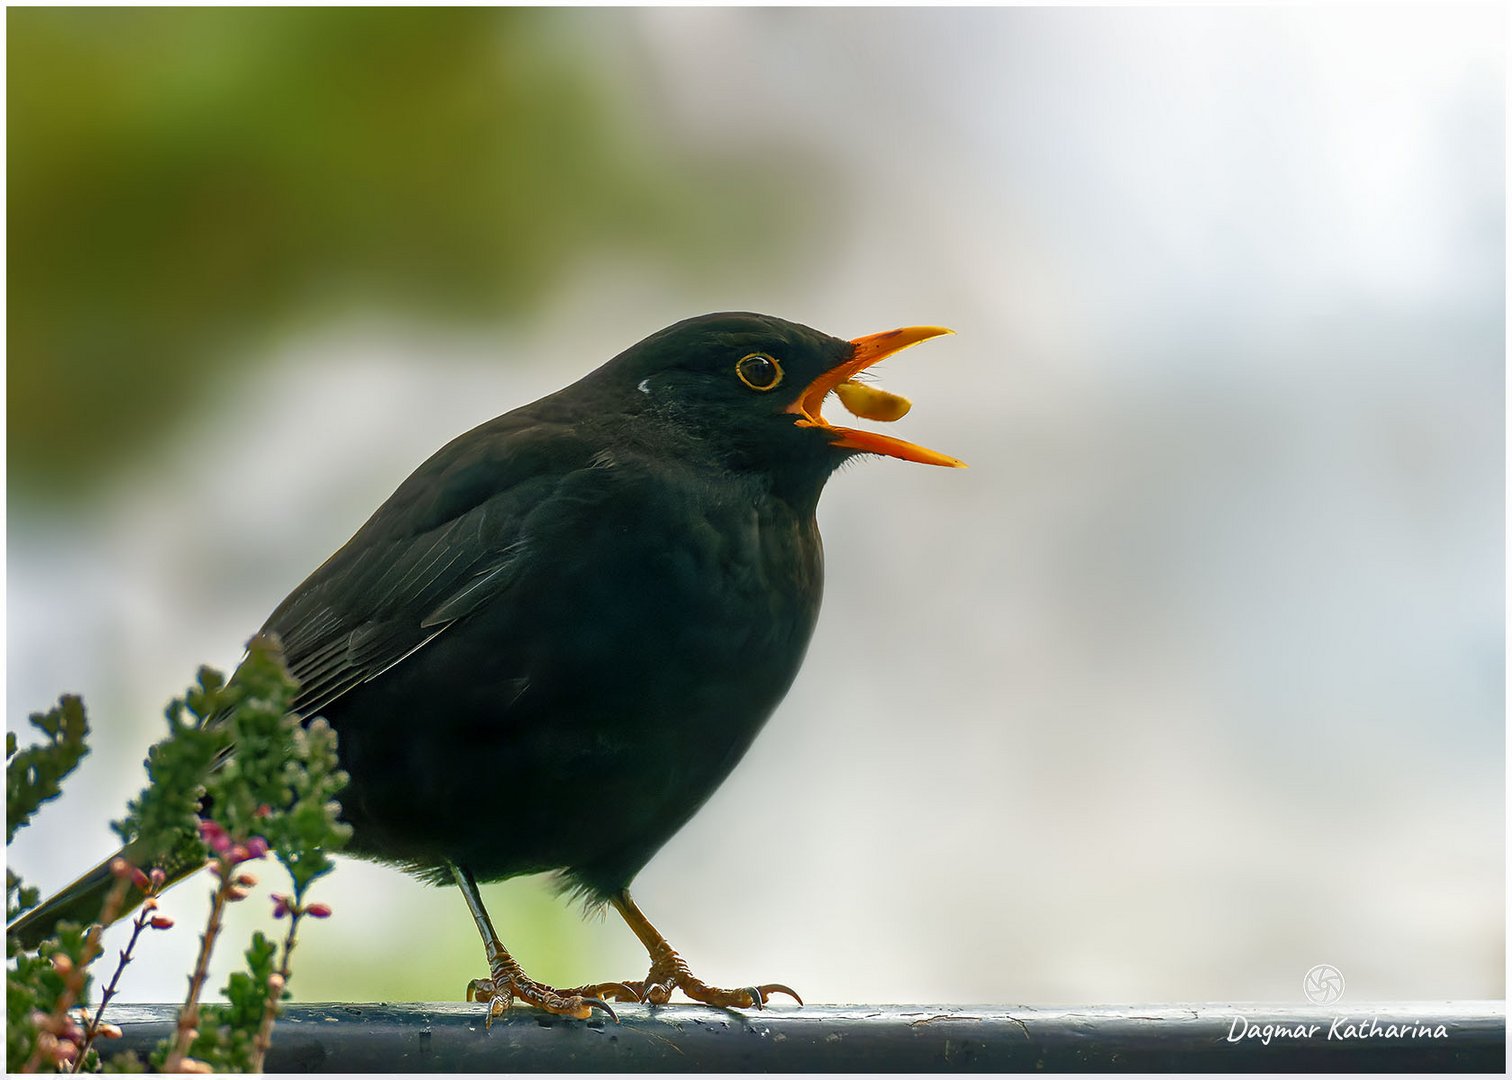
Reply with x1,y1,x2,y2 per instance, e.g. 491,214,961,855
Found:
249,907,304,1072
161,863,234,1073
71,897,156,1073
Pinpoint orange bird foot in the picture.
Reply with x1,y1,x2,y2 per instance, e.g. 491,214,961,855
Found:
564,890,802,1010
465,967,618,1026
562,964,801,1009
639,944,802,1009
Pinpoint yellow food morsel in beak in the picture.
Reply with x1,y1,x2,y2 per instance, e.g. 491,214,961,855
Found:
835,380,912,422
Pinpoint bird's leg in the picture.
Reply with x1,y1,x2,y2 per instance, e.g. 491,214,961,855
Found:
449,863,616,1025
563,889,802,1010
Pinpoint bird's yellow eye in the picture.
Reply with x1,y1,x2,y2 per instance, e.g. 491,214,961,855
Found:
735,352,783,392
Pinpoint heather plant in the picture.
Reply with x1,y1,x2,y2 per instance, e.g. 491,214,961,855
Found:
7,635,349,1073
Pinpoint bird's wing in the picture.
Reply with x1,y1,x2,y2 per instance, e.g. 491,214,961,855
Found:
267,510,527,719
255,422,583,721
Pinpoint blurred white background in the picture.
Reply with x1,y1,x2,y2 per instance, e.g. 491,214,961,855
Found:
8,6,1504,1006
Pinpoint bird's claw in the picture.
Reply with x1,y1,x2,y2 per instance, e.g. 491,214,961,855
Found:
679,980,803,1010
580,996,618,1022
749,983,803,1007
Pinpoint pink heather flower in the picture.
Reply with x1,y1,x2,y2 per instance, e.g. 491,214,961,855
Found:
149,867,167,889
149,916,175,930
226,839,270,864
198,819,232,855
304,902,333,919
271,894,293,919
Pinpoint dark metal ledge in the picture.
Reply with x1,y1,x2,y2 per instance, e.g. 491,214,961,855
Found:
103,1001,1504,1072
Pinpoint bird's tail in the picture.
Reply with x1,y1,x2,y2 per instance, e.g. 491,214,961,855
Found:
8,849,132,949
6,841,197,950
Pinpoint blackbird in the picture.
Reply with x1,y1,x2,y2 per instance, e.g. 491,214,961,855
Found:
10,312,962,1019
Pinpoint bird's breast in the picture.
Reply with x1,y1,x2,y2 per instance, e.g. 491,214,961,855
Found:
527,466,824,716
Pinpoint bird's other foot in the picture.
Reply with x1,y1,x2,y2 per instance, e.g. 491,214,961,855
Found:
565,947,801,1010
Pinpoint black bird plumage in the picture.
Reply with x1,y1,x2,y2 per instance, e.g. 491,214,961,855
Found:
10,312,960,1016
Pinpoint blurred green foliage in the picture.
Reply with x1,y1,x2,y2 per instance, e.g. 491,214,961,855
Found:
6,696,90,847
113,665,228,870
9,8,817,498
7,700,96,1071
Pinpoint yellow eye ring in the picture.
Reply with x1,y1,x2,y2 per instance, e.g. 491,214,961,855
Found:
735,352,783,392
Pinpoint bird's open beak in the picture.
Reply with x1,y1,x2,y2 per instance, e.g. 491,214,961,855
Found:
787,326,966,468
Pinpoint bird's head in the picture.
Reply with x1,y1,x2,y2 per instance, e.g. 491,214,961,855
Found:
590,312,964,484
